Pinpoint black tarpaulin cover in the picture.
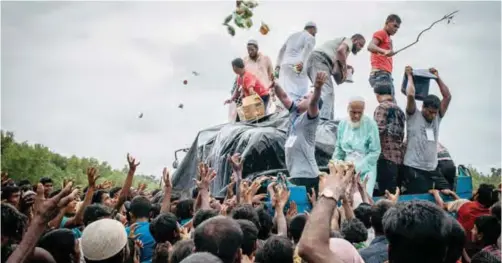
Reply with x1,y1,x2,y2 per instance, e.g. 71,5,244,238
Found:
171,111,339,198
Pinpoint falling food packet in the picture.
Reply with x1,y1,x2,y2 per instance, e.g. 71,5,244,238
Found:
227,25,236,36
260,22,270,35
223,14,233,25
178,103,184,109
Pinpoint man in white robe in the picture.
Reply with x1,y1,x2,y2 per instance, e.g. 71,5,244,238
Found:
275,21,317,101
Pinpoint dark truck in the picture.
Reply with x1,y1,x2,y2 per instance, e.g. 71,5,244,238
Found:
171,111,472,203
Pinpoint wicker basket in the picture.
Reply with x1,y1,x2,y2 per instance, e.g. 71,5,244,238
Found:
237,94,265,121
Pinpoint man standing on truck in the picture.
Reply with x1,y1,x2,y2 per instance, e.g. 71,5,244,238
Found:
367,14,401,99
373,82,405,196
333,96,381,197
306,34,366,120
401,66,452,194
270,71,328,196
275,22,317,101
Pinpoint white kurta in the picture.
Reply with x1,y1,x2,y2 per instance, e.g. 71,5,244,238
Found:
276,30,316,101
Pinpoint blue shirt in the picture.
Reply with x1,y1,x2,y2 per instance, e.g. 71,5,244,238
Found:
358,235,389,263
60,216,82,239
126,221,155,263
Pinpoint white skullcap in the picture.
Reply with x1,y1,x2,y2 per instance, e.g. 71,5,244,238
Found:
305,21,317,28
81,218,128,261
247,39,258,46
348,96,365,104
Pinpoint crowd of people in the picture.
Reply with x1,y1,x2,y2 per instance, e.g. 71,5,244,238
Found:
1,12,501,263
1,152,500,263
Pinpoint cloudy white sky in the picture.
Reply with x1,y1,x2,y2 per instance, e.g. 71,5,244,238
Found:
1,1,500,176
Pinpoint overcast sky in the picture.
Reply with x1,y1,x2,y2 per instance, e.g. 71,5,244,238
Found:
2,1,500,176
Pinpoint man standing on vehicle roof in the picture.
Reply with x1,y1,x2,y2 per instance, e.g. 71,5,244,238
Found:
401,66,452,194
307,34,366,121
275,21,317,102
367,14,401,99
271,71,328,197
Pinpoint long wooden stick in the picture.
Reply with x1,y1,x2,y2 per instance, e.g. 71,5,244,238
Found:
393,10,459,55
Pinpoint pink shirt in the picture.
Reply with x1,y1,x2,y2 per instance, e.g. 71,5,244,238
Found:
244,53,274,88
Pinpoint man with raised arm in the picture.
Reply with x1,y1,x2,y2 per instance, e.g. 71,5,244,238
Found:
402,66,452,194
271,71,328,196
275,22,317,101
368,14,401,99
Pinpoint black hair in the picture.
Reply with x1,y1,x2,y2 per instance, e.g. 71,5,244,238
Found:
1,183,20,200
232,204,261,231
490,201,501,221
39,177,53,185
169,239,195,263
304,25,316,30
1,203,28,242
193,216,243,263
374,83,393,96
471,250,500,263
83,204,112,226
351,33,365,41
109,187,122,199
38,229,77,263
474,215,501,246
383,200,451,263
130,196,152,219
371,199,394,234
176,199,195,221
288,214,307,244
192,187,199,199
179,252,223,263
236,219,259,257
354,203,372,229
386,14,402,24
256,235,294,263
150,212,180,244
256,207,273,240
341,218,368,243
477,184,498,208
150,203,161,220
17,179,31,187
193,209,219,229
444,218,466,263
231,58,245,69
92,189,109,204
423,95,441,110
150,189,161,199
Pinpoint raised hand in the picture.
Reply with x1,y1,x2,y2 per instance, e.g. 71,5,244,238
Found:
194,163,216,191
314,71,328,88
162,167,172,190
127,153,140,172
405,65,413,75
33,182,79,223
1,172,13,186
429,67,439,77
87,167,100,188
286,200,298,219
307,188,317,207
385,187,401,203
228,153,244,173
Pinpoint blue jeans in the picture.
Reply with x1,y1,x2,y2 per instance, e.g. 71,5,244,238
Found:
369,71,395,101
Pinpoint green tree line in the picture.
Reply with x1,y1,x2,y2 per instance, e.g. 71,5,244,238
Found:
1,131,160,190
467,165,501,190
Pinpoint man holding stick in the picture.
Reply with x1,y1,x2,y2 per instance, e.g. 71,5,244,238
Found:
367,14,402,99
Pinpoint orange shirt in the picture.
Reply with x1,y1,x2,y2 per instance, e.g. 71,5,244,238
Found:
370,29,393,73
237,71,269,97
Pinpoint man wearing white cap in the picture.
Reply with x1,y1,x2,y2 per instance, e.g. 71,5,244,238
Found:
81,218,130,263
275,21,317,102
333,97,381,197
306,34,366,121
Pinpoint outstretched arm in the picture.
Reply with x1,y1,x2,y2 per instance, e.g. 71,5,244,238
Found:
431,68,451,118
307,72,328,118
272,81,293,110
276,42,287,67
405,66,417,115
